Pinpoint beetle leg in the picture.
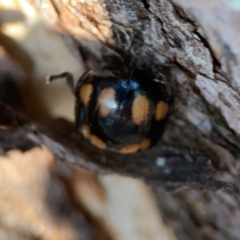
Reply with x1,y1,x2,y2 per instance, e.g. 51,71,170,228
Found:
46,72,75,94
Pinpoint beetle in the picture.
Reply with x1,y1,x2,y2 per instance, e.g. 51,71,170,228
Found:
46,69,172,153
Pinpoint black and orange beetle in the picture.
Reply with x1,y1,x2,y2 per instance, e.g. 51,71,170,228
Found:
46,69,172,153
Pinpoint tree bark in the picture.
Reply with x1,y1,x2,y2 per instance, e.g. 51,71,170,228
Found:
2,0,240,239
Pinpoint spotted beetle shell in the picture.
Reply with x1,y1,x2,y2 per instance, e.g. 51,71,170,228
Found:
75,69,171,154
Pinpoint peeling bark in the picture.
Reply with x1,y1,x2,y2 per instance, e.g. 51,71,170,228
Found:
1,0,240,239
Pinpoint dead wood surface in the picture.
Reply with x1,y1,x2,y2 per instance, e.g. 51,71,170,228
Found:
1,0,240,239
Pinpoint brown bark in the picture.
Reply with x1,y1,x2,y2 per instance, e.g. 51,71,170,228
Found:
1,0,240,239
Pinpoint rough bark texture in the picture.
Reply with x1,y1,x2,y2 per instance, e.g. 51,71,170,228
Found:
25,0,240,186
1,0,240,239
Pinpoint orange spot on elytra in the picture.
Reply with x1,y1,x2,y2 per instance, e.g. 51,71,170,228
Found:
120,144,140,154
82,125,106,149
155,101,169,121
97,87,117,117
89,135,107,149
140,138,150,150
82,125,90,139
132,95,150,125
80,84,94,106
